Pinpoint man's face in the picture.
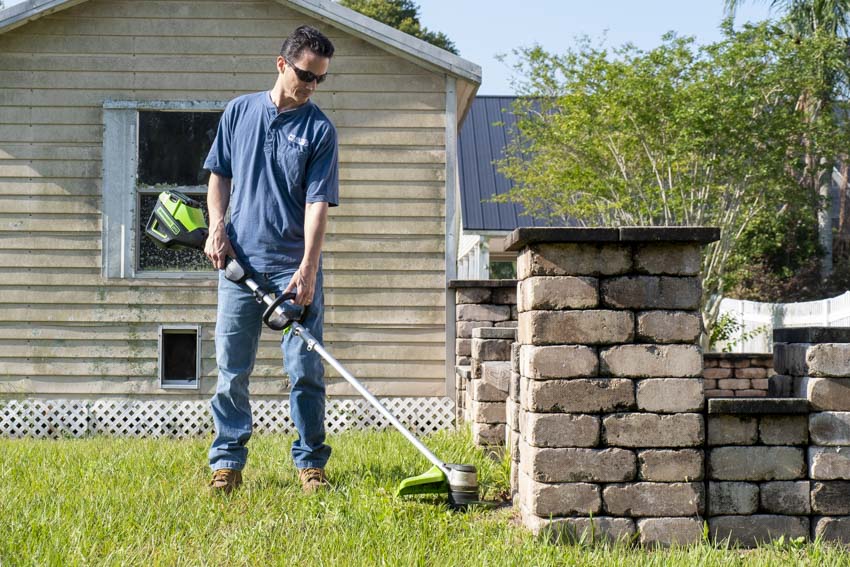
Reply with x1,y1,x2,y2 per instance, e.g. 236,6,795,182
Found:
277,51,330,105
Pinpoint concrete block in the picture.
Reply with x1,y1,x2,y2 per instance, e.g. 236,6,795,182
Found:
809,446,850,480
736,367,767,379
456,303,510,323
456,287,491,304
520,508,636,542
600,345,703,378
602,482,704,517
708,482,759,515
601,276,701,310
456,338,471,357
769,375,793,397
472,338,512,362
517,243,632,278
520,345,598,379
491,286,517,305
709,515,809,548
470,400,506,424
471,422,506,446
470,377,507,403
759,415,808,446
760,481,811,515
522,378,635,414
472,327,516,340
634,243,702,275
738,389,768,397
636,310,702,344
637,449,704,482
603,413,704,448
705,389,734,397
781,343,850,378
636,379,703,413
520,442,636,483
518,471,601,517
517,276,598,312
800,377,850,411
509,371,520,400
480,361,511,393
813,516,850,545
636,518,703,547
811,481,850,515
456,320,493,338
810,412,850,446
717,379,751,390
707,415,758,446
709,446,806,481
518,310,634,346
523,412,600,448
506,399,520,432
704,367,733,379
511,342,521,373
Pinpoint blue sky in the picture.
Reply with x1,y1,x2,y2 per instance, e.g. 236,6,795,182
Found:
3,0,777,94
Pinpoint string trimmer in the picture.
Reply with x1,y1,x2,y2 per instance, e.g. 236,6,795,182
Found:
146,190,481,509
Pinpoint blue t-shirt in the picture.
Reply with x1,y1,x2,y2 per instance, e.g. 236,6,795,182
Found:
204,92,339,272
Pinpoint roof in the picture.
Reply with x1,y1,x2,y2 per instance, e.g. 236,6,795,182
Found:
457,96,553,232
0,0,481,112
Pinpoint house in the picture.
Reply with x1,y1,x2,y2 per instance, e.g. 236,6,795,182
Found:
0,0,480,433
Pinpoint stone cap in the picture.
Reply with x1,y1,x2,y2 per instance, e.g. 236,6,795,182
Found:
472,327,517,340
504,226,720,251
707,398,809,415
774,327,850,344
455,366,471,381
447,279,517,288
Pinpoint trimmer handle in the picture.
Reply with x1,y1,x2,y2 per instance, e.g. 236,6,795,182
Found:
263,292,305,331
223,256,248,283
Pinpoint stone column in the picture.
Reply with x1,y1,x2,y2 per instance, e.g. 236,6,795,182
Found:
506,227,717,546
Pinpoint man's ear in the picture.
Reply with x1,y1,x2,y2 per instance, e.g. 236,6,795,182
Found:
276,56,286,73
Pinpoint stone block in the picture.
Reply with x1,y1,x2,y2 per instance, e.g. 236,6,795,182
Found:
456,287,492,304
456,338,471,357
705,389,734,397
709,515,809,548
518,310,634,346
781,343,850,378
472,327,516,340
809,447,850,480
470,401,506,424
637,449,704,482
520,508,636,542
456,320,493,338
523,412,600,448
520,442,636,483
813,516,850,545
636,310,702,344
707,415,758,446
509,371,520,400
520,345,598,379
511,342,521,372
811,481,850,514
601,276,701,310
704,379,717,390
636,379,703,413
768,375,793,397
760,481,811,515
799,377,850,411
636,518,703,547
707,482,759,515
634,243,702,275
517,243,632,278
751,379,769,390
507,399,520,432
456,303,510,323
603,413,704,448
718,379,751,390
709,446,805,481
491,286,517,305
518,471,601,517
704,367,733,379
759,415,808,446
736,367,767,379
602,482,704,517
471,422,506,446
810,412,850,446
737,389,767,397
480,361,511,393
470,377,507,402
600,345,703,378
522,378,635,414
517,276,598,312
472,338,512,362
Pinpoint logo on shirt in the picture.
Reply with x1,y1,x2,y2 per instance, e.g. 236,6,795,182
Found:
288,133,310,148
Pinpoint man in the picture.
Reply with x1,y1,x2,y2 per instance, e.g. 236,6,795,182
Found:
202,25,338,494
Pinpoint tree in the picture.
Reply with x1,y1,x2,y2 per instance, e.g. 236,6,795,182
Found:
725,0,850,278
339,0,458,54
495,24,847,338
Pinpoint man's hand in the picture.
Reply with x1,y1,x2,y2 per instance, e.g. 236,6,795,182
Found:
283,265,317,306
205,224,236,269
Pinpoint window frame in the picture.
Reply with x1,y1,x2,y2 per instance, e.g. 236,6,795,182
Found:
102,100,227,280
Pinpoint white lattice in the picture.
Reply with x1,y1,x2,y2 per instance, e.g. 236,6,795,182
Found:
0,397,455,439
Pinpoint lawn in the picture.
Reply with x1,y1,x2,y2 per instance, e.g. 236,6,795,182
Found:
2,428,849,566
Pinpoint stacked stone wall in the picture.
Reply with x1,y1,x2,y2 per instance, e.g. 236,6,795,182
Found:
704,353,774,398
465,327,515,446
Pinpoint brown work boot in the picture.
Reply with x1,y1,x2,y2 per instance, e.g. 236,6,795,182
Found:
209,468,242,494
299,467,329,494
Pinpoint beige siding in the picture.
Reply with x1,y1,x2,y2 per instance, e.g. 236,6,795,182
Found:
0,0,449,398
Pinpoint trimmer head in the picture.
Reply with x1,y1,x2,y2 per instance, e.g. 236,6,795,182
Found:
396,464,480,510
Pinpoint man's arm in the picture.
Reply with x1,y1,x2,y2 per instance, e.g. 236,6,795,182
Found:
284,201,329,305
204,172,235,269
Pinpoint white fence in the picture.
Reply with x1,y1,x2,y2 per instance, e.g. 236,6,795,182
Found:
715,291,850,353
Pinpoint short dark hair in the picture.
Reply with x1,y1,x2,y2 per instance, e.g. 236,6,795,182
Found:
280,25,335,62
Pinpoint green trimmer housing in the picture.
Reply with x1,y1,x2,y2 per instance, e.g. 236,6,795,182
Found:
144,190,482,510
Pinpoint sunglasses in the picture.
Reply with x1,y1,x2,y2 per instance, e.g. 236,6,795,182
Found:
286,60,327,84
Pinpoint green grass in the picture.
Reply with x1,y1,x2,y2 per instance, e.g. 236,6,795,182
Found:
2,428,849,566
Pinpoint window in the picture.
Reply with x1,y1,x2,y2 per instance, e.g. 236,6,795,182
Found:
102,101,226,279
159,325,201,390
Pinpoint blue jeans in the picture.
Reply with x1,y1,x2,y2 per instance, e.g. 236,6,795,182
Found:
208,268,331,472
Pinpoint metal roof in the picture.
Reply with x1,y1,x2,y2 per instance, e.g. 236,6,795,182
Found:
457,96,552,232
